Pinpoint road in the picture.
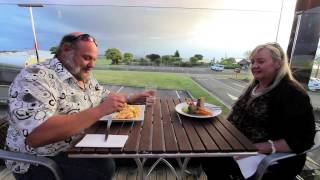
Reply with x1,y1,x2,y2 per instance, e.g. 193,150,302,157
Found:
191,74,245,109
191,73,320,110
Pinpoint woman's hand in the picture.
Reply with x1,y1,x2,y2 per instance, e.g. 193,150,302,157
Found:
254,142,273,154
254,139,292,154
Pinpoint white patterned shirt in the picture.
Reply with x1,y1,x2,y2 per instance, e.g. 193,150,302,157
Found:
5,58,109,173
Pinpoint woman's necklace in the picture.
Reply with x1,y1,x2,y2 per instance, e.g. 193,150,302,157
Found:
251,84,264,96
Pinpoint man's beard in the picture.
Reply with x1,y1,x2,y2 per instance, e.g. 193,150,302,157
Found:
64,52,89,83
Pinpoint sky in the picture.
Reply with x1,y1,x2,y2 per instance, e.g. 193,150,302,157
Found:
0,0,297,61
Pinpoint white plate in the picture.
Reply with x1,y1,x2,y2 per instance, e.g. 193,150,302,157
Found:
175,102,222,118
100,105,145,122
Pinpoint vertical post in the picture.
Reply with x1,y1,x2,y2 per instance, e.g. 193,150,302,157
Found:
289,10,320,88
275,0,284,42
29,6,39,63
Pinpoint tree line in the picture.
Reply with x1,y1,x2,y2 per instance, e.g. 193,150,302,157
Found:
50,46,248,68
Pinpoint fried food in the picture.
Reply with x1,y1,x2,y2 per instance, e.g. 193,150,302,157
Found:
113,104,141,119
185,97,213,116
195,107,212,116
196,97,205,107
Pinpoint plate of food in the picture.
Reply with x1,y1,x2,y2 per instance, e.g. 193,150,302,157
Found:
100,104,145,121
175,97,222,118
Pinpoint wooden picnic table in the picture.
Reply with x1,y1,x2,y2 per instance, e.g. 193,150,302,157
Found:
68,97,257,179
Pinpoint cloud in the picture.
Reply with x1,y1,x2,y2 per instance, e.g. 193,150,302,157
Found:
0,1,296,59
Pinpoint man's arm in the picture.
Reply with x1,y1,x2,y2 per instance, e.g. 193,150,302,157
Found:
27,92,126,148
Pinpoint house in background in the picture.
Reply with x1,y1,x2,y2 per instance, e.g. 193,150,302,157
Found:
238,59,250,69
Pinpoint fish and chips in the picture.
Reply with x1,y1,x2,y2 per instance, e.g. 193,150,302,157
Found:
182,97,213,116
112,104,141,119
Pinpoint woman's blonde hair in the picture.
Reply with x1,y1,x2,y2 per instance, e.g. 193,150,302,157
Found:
249,42,304,91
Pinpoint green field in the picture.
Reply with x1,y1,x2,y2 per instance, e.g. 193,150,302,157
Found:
93,70,230,116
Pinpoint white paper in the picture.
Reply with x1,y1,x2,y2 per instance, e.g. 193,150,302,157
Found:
235,154,266,179
75,134,128,148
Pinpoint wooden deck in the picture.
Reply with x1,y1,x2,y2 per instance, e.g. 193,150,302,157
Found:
112,165,206,180
0,164,207,180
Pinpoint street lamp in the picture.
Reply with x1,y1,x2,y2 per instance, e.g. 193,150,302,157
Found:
18,4,43,63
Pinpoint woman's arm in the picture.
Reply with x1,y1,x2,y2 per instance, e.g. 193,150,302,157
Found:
254,139,292,154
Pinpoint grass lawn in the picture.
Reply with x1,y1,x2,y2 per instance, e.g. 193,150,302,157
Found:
93,70,230,116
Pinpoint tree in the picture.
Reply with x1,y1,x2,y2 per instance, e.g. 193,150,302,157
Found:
219,57,237,68
220,57,236,65
50,46,58,54
174,50,180,57
105,48,122,64
194,54,203,60
146,54,161,65
123,52,133,64
188,54,203,65
190,56,199,65
161,55,171,65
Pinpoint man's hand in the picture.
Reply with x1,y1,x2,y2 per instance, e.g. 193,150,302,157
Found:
100,92,127,115
130,90,155,104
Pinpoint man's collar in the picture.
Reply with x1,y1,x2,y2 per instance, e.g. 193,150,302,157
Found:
50,58,75,82
50,58,94,85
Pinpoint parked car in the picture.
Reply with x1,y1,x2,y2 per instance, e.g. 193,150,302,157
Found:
308,77,320,91
234,67,241,73
210,64,224,71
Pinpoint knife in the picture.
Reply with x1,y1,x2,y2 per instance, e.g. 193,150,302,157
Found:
105,118,112,141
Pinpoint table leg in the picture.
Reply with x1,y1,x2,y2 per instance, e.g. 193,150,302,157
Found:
180,157,190,180
176,158,183,167
134,158,145,180
145,158,181,180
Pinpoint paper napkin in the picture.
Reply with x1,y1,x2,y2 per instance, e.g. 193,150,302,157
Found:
75,134,128,148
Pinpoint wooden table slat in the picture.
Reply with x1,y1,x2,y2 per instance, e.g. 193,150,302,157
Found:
123,121,142,153
179,118,206,152
191,120,220,152
201,119,233,151
218,119,257,151
213,119,244,151
138,104,153,153
152,99,165,153
172,98,206,152
166,98,192,152
160,99,178,153
118,122,133,135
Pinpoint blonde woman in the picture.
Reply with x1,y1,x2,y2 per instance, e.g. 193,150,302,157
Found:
201,42,315,180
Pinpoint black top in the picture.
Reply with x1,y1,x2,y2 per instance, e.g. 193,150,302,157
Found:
228,76,315,154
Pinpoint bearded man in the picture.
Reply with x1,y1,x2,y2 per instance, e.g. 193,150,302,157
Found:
6,32,153,180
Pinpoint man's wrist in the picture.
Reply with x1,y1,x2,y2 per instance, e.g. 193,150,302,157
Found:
268,140,276,154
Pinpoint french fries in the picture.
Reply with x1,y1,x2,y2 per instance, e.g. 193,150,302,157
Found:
113,104,141,119
195,107,213,116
